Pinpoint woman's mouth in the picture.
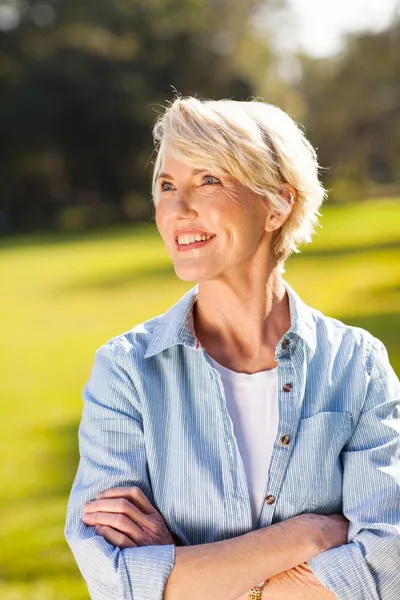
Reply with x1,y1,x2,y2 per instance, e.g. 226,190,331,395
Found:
176,235,216,252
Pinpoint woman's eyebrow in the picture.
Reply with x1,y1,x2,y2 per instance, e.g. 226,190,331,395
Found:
158,168,209,180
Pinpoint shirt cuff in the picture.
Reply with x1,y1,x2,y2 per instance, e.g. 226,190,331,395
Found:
120,543,176,600
308,542,378,600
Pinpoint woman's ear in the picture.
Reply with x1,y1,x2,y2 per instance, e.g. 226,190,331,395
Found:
279,183,296,208
265,184,296,233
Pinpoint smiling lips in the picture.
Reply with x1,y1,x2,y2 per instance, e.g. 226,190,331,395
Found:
175,228,216,240
174,229,216,250
174,229,217,252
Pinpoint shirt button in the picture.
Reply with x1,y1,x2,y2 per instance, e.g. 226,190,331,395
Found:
282,338,289,350
264,495,275,505
281,435,291,445
283,382,293,392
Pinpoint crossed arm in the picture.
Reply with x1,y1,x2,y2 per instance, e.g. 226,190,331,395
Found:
82,485,339,599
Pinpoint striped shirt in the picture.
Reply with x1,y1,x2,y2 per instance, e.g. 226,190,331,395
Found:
65,280,400,600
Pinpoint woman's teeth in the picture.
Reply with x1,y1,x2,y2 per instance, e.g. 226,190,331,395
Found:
178,234,213,245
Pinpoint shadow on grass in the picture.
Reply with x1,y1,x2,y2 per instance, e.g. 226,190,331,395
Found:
1,421,82,583
56,248,400,299
53,262,176,294
0,221,159,251
358,281,400,301
294,239,400,259
2,218,398,258
52,239,400,295
30,421,81,501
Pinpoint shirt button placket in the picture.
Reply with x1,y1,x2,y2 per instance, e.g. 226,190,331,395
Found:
264,337,293,525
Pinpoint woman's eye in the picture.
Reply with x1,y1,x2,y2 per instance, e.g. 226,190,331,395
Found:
160,180,174,192
203,175,221,185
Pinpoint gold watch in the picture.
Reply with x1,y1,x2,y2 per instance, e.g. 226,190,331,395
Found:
248,579,267,599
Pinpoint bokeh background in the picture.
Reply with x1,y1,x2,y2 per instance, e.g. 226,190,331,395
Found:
1,0,399,598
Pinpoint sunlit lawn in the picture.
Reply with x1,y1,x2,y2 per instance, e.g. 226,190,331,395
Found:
0,198,399,599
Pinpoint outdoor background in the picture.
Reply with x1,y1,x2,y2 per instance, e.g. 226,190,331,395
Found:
1,0,399,598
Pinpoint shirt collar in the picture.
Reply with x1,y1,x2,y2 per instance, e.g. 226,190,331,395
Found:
144,280,316,359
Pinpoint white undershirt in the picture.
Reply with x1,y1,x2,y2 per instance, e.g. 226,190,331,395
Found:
209,357,279,528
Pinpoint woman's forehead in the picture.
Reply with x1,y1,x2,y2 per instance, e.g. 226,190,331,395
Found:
160,152,224,178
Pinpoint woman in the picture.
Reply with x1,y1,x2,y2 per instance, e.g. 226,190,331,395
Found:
65,97,400,600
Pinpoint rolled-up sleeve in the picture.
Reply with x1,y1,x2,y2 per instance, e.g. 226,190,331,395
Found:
64,340,176,600
308,336,400,600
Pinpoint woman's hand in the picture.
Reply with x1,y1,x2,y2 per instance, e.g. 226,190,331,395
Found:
233,564,334,600
82,486,179,548
233,514,348,600
261,562,336,599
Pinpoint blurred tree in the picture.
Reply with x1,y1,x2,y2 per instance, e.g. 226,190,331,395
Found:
0,0,285,234
297,19,400,202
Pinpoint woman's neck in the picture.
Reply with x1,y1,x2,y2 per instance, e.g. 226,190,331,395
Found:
192,268,291,373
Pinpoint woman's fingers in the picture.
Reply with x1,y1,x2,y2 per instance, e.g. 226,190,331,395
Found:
83,487,177,547
83,510,145,543
84,497,149,530
95,525,137,549
96,486,156,515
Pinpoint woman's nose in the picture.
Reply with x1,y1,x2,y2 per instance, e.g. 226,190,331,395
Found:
170,193,198,218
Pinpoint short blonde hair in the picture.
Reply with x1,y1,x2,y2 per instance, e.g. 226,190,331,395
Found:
151,96,326,271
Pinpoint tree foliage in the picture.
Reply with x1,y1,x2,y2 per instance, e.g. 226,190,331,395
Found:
298,20,400,201
0,0,281,233
1,3,399,233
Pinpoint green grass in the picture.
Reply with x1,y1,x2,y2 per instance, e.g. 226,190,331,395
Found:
0,197,399,599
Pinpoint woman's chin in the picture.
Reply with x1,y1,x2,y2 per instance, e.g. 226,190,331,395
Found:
174,265,215,283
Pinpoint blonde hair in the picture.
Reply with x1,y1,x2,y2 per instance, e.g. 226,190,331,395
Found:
151,96,327,271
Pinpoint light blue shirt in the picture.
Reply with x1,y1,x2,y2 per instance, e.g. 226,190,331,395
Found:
65,280,400,600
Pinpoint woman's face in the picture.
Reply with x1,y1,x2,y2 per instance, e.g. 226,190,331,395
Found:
155,152,275,283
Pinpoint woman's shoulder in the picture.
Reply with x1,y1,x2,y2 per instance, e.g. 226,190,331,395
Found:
96,285,198,359
286,281,386,373
309,304,390,377
93,311,166,366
